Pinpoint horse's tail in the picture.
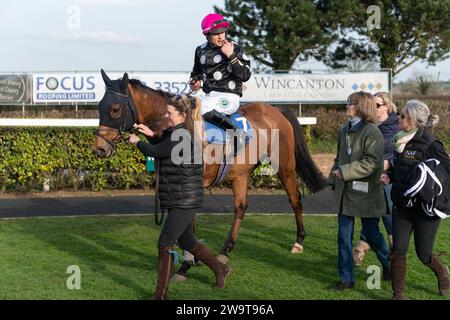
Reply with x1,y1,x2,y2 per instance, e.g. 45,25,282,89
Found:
279,108,327,193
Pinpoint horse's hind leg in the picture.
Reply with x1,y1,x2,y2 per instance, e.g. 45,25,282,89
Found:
277,165,305,254
217,174,249,264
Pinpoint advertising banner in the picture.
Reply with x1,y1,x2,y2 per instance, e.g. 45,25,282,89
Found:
32,71,390,104
32,72,191,104
241,72,390,103
0,74,31,104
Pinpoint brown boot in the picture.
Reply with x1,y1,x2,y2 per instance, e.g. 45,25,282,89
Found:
151,246,173,300
425,254,450,296
391,255,407,300
190,242,231,289
353,240,370,266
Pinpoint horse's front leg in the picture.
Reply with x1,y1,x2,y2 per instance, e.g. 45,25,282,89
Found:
217,174,249,264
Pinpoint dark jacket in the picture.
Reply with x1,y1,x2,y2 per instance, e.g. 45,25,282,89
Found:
327,120,386,218
136,123,203,209
190,41,251,97
390,129,450,208
378,112,400,162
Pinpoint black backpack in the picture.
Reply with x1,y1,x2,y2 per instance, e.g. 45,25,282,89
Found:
403,158,450,219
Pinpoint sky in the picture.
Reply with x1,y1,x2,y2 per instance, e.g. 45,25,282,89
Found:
0,0,449,83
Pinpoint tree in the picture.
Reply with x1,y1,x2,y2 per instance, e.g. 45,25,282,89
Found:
323,37,379,71
214,0,353,71
411,71,435,96
324,1,450,77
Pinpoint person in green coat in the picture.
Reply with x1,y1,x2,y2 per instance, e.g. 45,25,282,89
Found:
328,91,391,290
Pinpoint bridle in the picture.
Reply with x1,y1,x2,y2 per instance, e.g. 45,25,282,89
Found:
95,87,138,149
96,87,173,150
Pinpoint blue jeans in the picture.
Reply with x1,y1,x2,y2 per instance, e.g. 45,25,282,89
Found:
338,214,390,283
361,184,393,242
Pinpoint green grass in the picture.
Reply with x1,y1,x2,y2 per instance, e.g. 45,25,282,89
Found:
309,138,337,154
0,214,449,300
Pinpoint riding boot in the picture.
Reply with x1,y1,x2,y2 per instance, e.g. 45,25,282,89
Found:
391,255,407,300
203,110,244,156
203,110,238,131
425,253,450,296
189,242,231,289
151,246,174,300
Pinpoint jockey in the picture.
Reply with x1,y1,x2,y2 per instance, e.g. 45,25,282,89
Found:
190,13,251,132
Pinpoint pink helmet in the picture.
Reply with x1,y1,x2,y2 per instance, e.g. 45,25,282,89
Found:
201,13,230,35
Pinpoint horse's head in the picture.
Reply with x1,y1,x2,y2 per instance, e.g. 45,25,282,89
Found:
92,69,137,158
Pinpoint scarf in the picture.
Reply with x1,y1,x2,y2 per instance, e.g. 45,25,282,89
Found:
392,128,418,153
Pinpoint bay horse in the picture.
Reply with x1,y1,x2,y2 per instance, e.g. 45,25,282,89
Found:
93,70,327,266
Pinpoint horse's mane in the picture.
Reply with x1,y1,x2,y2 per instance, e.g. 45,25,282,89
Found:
129,78,173,99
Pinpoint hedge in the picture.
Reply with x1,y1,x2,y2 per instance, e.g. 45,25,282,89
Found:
304,96,450,149
0,128,284,193
0,128,153,192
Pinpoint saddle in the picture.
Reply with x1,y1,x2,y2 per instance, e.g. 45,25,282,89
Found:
204,113,254,187
204,113,253,146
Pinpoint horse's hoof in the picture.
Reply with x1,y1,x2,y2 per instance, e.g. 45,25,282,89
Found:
290,243,304,254
216,254,229,264
172,274,188,283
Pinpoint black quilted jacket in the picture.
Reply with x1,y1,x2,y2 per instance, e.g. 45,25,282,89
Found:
136,123,203,209
390,129,450,208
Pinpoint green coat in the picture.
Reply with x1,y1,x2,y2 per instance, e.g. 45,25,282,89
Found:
327,120,386,218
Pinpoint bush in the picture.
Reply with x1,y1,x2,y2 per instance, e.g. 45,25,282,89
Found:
302,97,450,150
308,107,347,140
0,128,154,193
0,128,285,193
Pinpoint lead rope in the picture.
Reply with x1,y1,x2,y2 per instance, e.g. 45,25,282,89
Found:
208,188,230,214
154,159,166,225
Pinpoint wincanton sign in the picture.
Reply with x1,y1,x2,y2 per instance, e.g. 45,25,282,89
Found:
31,71,390,104
240,72,390,103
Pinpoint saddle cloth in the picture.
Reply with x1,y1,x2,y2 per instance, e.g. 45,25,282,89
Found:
204,113,253,144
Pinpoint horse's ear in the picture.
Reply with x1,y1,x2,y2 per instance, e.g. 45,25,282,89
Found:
121,73,129,93
101,69,112,86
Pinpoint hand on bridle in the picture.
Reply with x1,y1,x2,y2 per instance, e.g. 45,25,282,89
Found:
134,124,155,137
128,134,140,145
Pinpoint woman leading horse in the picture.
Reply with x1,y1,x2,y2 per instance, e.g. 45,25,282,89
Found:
93,70,327,274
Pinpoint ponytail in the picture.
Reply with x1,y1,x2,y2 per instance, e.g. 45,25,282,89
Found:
427,114,439,128
169,94,204,147
185,96,204,148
